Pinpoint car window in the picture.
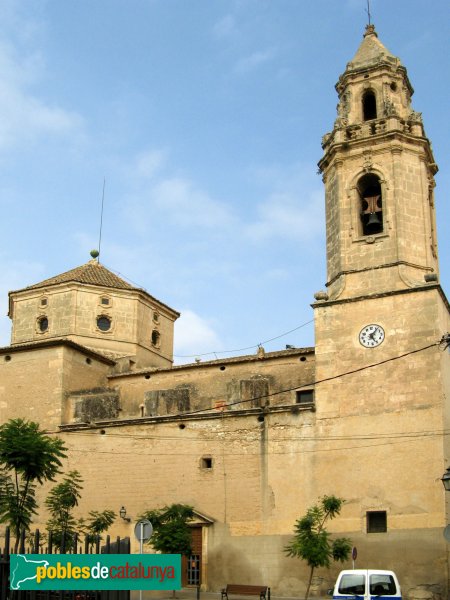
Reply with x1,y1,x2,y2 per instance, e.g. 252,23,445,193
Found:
338,574,366,595
369,575,397,596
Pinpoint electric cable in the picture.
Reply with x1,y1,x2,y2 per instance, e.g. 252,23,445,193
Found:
53,337,443,431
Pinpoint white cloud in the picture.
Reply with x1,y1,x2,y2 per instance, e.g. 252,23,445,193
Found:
134,149,168,180
0,258,46,347
234,48,276,75
0,14,84,152
212,15,237,39
123,173,236,234
173,309,222,363
244,163,324,242
246,189,323,242
152,177,235,228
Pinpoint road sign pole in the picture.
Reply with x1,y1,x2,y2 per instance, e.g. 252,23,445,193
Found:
139,523,143,600
135,520,153,600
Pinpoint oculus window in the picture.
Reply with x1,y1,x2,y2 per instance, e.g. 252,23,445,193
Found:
97,315,112,332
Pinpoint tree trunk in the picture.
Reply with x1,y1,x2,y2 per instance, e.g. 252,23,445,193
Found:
305,566,315,600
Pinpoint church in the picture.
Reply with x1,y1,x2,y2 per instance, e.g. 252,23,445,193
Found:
0,24,449,597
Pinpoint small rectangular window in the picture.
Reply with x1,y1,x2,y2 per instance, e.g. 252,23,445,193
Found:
101,297,110,305
201,457,213,469
367,510,387,533
296,389,314,404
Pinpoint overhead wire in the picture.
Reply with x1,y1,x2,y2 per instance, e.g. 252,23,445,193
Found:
93,262,315,360
63,429,449,458
173,318,315,358
55,338,443,442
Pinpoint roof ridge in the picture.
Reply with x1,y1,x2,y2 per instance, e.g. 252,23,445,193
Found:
19,260,137,292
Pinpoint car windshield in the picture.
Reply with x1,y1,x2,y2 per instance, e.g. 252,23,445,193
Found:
338,574,366,595
369,575,397,596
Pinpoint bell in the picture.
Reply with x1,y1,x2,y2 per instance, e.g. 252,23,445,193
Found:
365,211,382,232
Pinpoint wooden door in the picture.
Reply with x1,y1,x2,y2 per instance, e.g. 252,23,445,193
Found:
182,527,202,586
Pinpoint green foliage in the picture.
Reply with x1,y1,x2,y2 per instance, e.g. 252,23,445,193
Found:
84,509,116,535
140,503,194,556
46,472,116,550
0,419,66,485
0,419,67,545
79,509,117,547
45,470,83,549
285,495,352,600
0,468,37,537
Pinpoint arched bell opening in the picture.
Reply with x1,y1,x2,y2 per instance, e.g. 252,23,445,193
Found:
362,90,377,121
358,174,383,235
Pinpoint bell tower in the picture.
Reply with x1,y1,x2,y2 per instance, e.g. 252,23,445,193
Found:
318,24,439,301
311,26,449,588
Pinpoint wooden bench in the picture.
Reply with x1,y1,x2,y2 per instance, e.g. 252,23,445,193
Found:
221,584,270,600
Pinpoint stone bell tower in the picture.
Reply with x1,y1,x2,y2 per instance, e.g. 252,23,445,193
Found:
318,24,439,302
312,26,450,588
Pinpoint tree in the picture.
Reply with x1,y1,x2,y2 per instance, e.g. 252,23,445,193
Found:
284,495,352,600
79,509,117,550
45,470,83,549
140,503,194,556
0,418,66,549
46,471,117,550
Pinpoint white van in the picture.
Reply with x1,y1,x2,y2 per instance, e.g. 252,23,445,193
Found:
331,570,401,600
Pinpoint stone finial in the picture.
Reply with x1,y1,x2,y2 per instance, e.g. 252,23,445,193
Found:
364,24,377,38
314,290,329,302
257,345,265,359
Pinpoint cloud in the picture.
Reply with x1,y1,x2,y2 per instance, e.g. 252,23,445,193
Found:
123,171,236,235
133,149,168,180
0,13,84,152
173,309,222,363
0,258,46,347
152,178,235,228
234,49,276,75
246,189,323,242
244,163,324,242
212,15,237,39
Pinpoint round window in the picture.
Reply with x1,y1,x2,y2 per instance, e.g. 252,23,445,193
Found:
97,316,111,332
38,317,49,332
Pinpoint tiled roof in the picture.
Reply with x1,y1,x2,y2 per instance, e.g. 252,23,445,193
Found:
346,25,400,72
0,338,116,365
21,260,137,292
108,346,315,378
9,259,180,317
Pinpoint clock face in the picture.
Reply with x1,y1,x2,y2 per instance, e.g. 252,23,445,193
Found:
359,324,385,348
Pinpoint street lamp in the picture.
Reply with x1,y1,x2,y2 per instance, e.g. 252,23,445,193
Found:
441,467,450,492
119,506,131,522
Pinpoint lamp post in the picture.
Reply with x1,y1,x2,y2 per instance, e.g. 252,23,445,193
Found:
442,468,450,492
119,506,131,522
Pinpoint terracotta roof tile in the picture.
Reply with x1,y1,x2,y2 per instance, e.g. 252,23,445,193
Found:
22,260,137,292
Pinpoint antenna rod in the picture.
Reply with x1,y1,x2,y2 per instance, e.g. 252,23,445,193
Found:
98,177,106,263
366,0,371,25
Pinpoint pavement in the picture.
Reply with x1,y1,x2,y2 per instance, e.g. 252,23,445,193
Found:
130,590,313,600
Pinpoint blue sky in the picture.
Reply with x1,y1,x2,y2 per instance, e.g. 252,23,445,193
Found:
0,0,448,363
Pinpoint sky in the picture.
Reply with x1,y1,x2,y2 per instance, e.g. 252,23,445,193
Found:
0,0,448,364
